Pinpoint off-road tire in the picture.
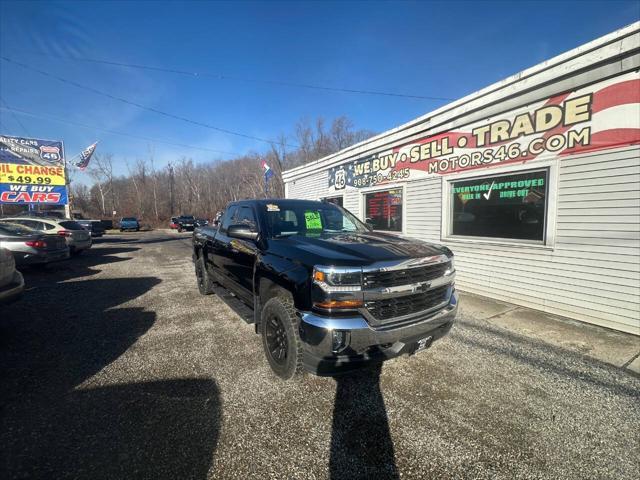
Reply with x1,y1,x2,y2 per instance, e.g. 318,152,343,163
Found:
261,295,303,380
195,254,215,295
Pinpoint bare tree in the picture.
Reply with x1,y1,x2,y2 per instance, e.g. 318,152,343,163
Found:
77,115,374,225
87,154,114,216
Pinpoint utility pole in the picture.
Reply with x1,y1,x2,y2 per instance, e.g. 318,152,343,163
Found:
167,162,174,216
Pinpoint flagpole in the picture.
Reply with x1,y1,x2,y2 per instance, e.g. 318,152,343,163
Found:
62,140,73,219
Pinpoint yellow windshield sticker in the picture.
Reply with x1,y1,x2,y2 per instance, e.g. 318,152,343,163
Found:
304,210,322,230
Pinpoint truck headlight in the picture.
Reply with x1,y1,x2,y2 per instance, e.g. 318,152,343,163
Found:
313,266,362,292
444,257,455,276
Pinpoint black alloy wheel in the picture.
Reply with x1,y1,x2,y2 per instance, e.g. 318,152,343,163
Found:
265,315,288,365
260,295,303,379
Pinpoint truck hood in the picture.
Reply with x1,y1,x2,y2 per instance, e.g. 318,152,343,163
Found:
268,232,448,267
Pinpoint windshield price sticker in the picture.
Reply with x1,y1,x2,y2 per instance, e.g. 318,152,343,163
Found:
304,210,322,230
266,203,280,212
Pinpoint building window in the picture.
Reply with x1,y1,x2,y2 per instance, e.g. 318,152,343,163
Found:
324,196,343,207
364,188,403,232
450,169,548,242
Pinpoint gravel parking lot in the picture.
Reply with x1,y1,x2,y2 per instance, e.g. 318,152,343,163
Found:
1,231,639,479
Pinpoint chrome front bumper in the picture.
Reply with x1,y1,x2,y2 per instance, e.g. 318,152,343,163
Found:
298,289,458,375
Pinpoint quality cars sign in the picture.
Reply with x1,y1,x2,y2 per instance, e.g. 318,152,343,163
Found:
0,135,68,205
329,71,640,189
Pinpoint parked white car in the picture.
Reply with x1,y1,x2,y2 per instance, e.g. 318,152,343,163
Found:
0,247,24,304
3,217,92,255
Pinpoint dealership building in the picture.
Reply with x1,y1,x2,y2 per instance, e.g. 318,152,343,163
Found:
283,23,640,335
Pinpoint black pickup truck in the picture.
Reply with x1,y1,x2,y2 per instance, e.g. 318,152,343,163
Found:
192,199,458,379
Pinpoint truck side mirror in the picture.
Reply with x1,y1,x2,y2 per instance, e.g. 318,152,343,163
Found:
228,224,259,241
365,219,375,230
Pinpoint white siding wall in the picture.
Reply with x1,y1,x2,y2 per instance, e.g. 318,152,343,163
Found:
407,147,639,334
405,178,442,243
343,190,360,215
287,170,328,200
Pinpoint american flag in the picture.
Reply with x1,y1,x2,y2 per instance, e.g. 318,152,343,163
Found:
75,142,98,170
261,160,274,182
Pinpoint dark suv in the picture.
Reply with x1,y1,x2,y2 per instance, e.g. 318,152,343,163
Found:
176,215,196,232
193,199,457,379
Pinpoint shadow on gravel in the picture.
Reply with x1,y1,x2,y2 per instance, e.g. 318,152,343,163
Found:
329,364,399,480
21,246,139,283
0,272,223,479
455,319,640,394
2,378,221,480
93,236,187,246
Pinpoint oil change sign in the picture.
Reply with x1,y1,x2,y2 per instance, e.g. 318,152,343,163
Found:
329,71,640,189
0,135,68,205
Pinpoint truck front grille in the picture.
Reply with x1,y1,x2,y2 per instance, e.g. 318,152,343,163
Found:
365,285,449,321
363,261,450,289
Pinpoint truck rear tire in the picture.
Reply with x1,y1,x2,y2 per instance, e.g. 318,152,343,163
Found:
195,255,215,295
261,295,303,380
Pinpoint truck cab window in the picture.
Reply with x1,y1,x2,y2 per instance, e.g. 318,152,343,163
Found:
220,206,238,234
236,206,257,231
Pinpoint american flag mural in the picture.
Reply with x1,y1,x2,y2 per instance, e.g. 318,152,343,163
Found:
329,71,640,189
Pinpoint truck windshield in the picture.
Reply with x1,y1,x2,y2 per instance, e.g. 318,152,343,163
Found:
262,202,368,238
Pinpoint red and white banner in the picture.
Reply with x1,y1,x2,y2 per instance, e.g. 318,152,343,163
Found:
329,71,640,189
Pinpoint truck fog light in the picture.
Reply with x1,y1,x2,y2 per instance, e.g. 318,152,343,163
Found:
331,330,350,353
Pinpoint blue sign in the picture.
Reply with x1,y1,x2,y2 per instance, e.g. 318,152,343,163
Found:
0,184,68,205
0,135,65,165
0,134,67,205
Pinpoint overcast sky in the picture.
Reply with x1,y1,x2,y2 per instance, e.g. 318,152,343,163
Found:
0,0,638,182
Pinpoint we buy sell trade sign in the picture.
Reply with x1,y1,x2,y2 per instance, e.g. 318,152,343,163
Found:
0,134,68,205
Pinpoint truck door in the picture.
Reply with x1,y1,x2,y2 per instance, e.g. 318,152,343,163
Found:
229,205,259,294
210,205,238,279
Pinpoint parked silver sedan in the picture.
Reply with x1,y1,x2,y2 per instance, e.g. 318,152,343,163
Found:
0,222,70,266
0,247,24,304
3,217,92,255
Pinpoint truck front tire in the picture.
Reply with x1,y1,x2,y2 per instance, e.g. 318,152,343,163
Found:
261,295,303,380
195,255,215,295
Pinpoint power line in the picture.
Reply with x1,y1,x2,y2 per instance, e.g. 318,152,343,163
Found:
0,56,298,148
0,96,31,136
0,105,239,157
14,49,455,102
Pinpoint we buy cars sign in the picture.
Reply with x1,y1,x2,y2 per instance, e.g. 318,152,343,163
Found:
328,71,640,189
0,135,68,205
